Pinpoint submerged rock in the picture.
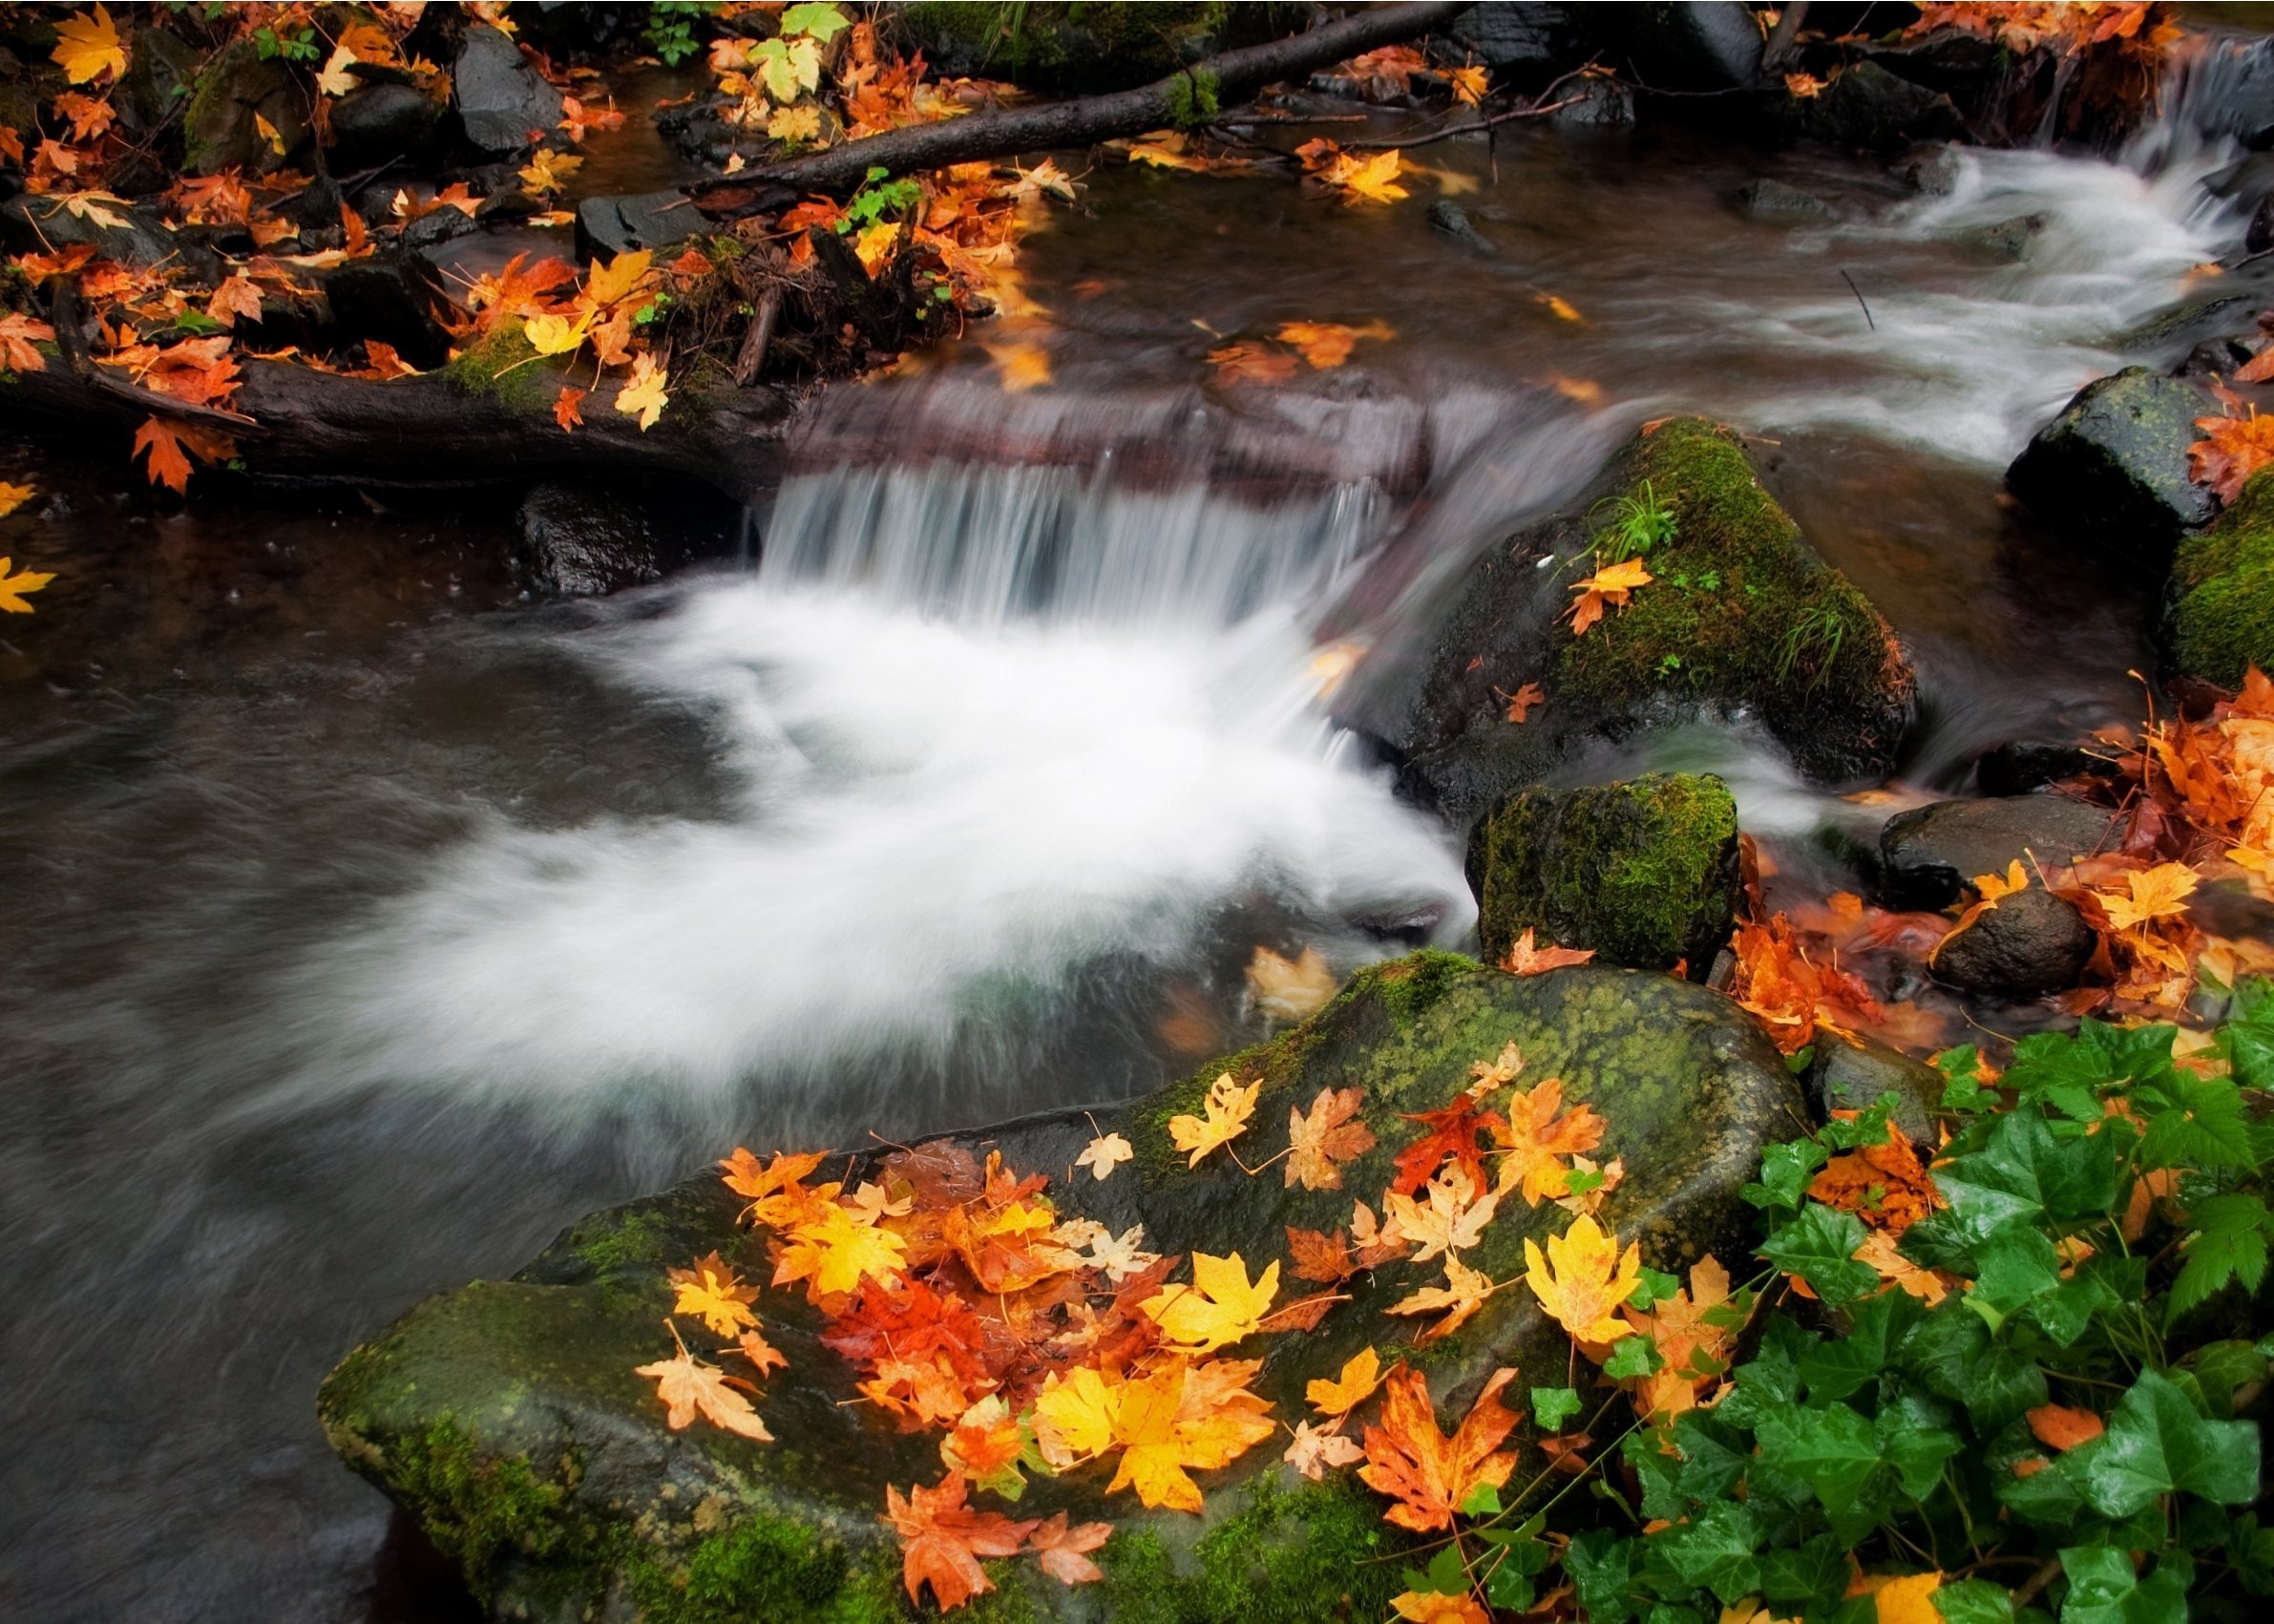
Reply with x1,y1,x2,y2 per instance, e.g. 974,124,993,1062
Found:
1384,418,1915,819
2006,368,2220,557
1931,887,2095,999
320,953,1803,1621
1466,772,1740,974
1735,179,1832,221
2169,467,2274,689
1877,794,2120,909
1427,200,1496,254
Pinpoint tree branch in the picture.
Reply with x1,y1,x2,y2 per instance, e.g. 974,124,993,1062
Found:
689,1,1472,215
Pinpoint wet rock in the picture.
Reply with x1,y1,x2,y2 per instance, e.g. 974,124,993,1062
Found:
508,1,630,53
514,483,666,597
1585,2,1762,91
1549,74,1636,129
1379,419,1915,819
328,83,450,171
116,25,202,141
575,190,703,260
1931,887,2095,999
181,38,306,176
0,192,220,280
399,205,483,253
1736,179,1831,221
1975,739,2116,798
1877,794,2121,909
1808,1034,1943,1147
1466,772,1740,974
319,952,1803,1621
2172,335,2261,381
1447,3,1587,87
2250,191,2274,254
1967,211,2047,262
453,23,563,155
321,251,454,370
1794,60,1969,151
2006,368,2221,556
1427,200,1496,254
1856,27,2001,97
2168,467,2274,689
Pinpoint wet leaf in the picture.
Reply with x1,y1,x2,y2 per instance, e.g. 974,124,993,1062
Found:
0,555,55,614
635,1325,774,1441
1525,1213,1644,1343
1168,1072,1259,1168
1075,1131,1134,1182
1285,1086,1376,1192
1358,1364,1522,1533
882,1470,1035,1613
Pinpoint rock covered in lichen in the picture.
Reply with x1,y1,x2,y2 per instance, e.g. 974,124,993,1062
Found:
1465,772,1740,975
2168,467,2274,690
1383,418,1915,817
319,953,1802,1622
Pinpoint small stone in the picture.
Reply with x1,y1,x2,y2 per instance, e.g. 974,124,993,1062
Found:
1794,60,1967,151
575,190,704,260
1427,200,1496,254
1548,74,1634,129
1736,179,1831,221
1877,795,2119,910
516,484,663,597
1932,888,2095,999
453,24,564,155
1809,1033,1944,1146
1974,740,2116,798
322,252,455,370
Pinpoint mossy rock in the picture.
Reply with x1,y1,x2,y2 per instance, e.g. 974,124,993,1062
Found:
889,4,1306,95
321,954,1800,1621
2169,466,2274,689
1466,772,1740,975
2007,367,2219,559
1386,419,1915,818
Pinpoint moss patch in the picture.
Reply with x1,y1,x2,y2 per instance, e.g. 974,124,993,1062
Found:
1467,772,1740,974
2169,467,2274,688
442,324,556,411
1099,1475,1414,1624
383,1415,591,1603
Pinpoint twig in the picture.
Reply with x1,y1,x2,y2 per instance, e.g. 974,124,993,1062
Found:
1840,268,1876,331
2011,1554,2065,1611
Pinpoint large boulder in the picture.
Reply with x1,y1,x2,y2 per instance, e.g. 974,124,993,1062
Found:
2006,368,2220,558
2168,467,2274,689
321,953,1803,1622
1445,4,1588,88
454,23,563,154
1877,794,2122,909
1466,772,1740,974
1792,60,1969,151
1382,418,1916,818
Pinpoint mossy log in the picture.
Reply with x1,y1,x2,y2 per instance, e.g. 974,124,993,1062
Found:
320,953,1803,1623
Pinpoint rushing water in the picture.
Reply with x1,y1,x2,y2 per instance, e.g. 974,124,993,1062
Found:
7,32,2274,1621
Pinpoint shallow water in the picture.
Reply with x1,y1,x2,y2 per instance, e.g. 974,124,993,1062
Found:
4,37,2271,1622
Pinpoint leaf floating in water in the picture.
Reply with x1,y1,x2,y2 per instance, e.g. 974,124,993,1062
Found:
1247,945,1337,1023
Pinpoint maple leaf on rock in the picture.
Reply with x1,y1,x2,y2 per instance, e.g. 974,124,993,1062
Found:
635,1324,774,1442
614,353,670,431
2190,408,2274,503
667,1251,761,1336
1524,1213,1643,1344
0,312,54,373
1306,1346,1386,1416
1358,1364,1522,1532
1566,556,1653,637
729,1327,788,1378
1501,681,1546,724
1026,1512,1110,1587
1392,1093,1506,1197
2095,861,2199,929
581,249,655,311
1285,1418,1366,1480
1491,1077,1607,1205
1386,1255,1496,1344
1074,1130,1133,1182
1384,1168,1501,1264
1106,1360,1276,1512
1168,1072,1259,1168
883,1470,1037,1613
1286,1224,1358,1284
53,6,126,85
1285,1086,1376,1191
1140,1251,1279,1353
553,386,585,431
772,1199,907,1299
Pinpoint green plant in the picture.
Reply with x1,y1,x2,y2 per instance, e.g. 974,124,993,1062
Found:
1168,65,1222,129
1777,601,1849,688
252,24,318,62
644,1,722,67
1590,479,1679,562
833,165,923,235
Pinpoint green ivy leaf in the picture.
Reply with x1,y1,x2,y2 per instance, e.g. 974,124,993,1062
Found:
1654,1500,1760,1604
1565,1529,1643,1624
1797,1286,1921,1403
1532,1385,1582,1432
1758,1203,1878,1306
1745,1137,1831,1212
2072,1369,2261,1518
2167,1192,2271,1321
1629,1267,1682,1310
1605,1336,1664,1380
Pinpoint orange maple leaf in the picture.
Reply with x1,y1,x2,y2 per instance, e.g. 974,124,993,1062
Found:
1391,1092,1507,1197
1027,1511,1110,1588
130,416,236,495
1807,1122,1943,1236
1168,1071,1259,1168
1285,1086,1377,1192
1208,342,1296,386
1286,1224,1358,1284
2026,1403,2106,1452
2190,408,2274,503
882,1471,1037,1613
1566,557,1652,637
1499,681,1546,724
1357,1364,1522,1532
1490,1077,1607,1206
1499,928,1596,977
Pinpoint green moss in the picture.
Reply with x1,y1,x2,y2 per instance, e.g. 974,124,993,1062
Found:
1558,421,1892,723
1468,773,1740,974
1098,1475,1415,1624
572,1208,676,1276
2170,468,2274,688
442,324,556,411
385,1415,585,1602
1168,65,1221,127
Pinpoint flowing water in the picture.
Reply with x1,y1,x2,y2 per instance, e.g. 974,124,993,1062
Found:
6,32,2274,1621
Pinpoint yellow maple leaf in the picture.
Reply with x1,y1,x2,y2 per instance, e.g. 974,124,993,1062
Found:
0,556,55,614
1105,1361,1275,1512
1168,1071,1259,1168
614,353,669,432
521,310,592,357
1334,149,1409,204
985,342,1051,393
582,249,655,310
317,43,360,97
1566,556,1653,637
667,1252,761,1336
1524,1213,1642,1344
1305,1346,1385,1417
1140,1251,1279,1353
1032,1365,1118,1466
1859,1571,1943,1624
767,103,823,143
518,148,583,196
0,481,35,518
634,1324,774,1441
2095,862,2200,930
1285,1085,1376,1192
772,1200,906,1298
53,6,126,85
1447,64,1488,107
1385,1255,1496,1344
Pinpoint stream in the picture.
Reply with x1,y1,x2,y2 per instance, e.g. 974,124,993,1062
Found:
3,28,2271,1623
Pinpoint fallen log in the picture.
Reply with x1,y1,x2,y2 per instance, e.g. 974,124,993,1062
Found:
688,0,1472,214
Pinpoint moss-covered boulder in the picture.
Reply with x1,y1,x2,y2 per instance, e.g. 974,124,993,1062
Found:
321,953,1800,1623
889,4,1306,96
2168,467,2274,689
1465,773,1740,975
1387,419,1915,818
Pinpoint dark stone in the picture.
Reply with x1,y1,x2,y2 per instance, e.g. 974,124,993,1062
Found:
1427,200,1496,254
1809,1033,1944,1146
322,252,455,371
514,483,665,597
1975,740,2117,798
1857,26,2001,95
1931,888,2095,999
574,190,704,260
1376,419,1915,818
100,149,175,200
328,83,450,171
1796,60,1969,151
890,3,1303,95
318,952,1804,1620
1585,2,1763,91
1549,74,1636,129
2252,192,2274,255
0,192,220,280
116,26,202,139
1446,3,1587,86
400,205,482,252
280,172,346,233
181,38,306,176
453,23,563,154
1877,794,2121,909
2006,368,2221,555
1736,179,1831,220
1466,772,1741,974
1967,211,2047,262
507,1,629,53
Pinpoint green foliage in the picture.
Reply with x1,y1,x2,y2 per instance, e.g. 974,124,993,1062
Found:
252,24,318,62
645,2,723,68
836,166,924,236
1455,1007,2269,1624
1591,478,1679,562
1167,66,1221,129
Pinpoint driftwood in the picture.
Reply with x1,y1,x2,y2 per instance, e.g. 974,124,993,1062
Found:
689,0,1473,214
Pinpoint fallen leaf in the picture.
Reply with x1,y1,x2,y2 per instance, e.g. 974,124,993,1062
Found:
2191,409,2274,503
1307,1347,1387,1417
1247,944,1337,1023
985,342,1051,393
882,1471,1036,1613
1500,928,1597,977
0,481,35,518
554,385,586,432
1394,1591,1490,1624
1385,1255,1496,1344
1491,1077,1607,1205
1075,1130,1134,1182
1208,342,1297,385
1275,318,1393,369
729,1328,788,1378
0,312,53,373
52,6,125,85
668,1252,761,1336
1358,1364,1521,1532
1285,1418,1366,1479
1566,557,1653,637
1285,1086,1377,1192
1287,1224,1358,1284
614,353,669,431
635,1324,773,1441
1027,1512,1110,1587
1140,1251,1279,1353
0,555,55,613
1501,681,1546,724
2095,861,2199,929
1392,1093,1505,1198
2026,1403,2106,1452
1384,1168,1501,1264
1524,1213,1642,1344
1168,1072,1259,1168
